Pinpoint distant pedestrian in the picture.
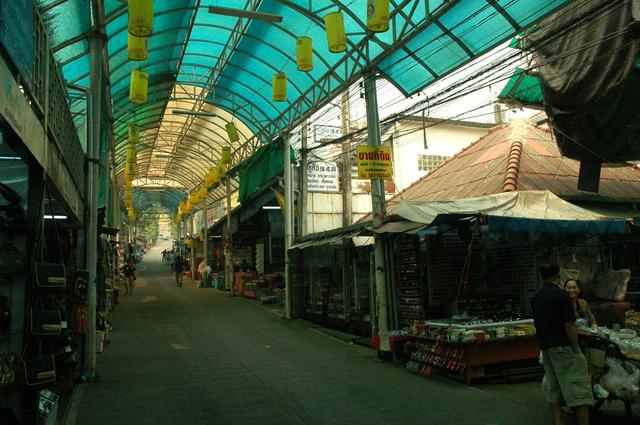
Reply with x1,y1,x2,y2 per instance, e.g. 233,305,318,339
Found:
123,257,137,296
531,264,593,425
169,250,176,273
174,255,185,287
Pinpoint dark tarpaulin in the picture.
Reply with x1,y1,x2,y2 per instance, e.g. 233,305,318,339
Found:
528,0,640,191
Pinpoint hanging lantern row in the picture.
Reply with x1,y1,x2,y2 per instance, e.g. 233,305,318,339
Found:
128,0,154,37
273,4,391,102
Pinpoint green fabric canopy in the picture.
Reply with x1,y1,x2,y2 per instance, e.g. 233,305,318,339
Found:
238,139,296,204
498,68,544,107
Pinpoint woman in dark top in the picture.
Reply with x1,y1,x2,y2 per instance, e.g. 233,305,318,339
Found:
564,279,598,330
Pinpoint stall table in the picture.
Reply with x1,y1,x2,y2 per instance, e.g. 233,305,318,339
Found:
406,334,540,384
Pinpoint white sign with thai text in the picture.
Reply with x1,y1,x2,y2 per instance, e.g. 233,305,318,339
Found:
308,162,340,192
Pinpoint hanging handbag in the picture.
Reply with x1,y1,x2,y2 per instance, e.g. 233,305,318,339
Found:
35,262,66,289
0,182,24,232
29,309,62,336
22,354,56,386
0,244,24,275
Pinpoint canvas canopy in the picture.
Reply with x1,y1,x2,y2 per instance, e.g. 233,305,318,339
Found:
396,190,629,234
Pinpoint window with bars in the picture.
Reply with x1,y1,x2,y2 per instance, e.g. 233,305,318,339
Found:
417,154,450,172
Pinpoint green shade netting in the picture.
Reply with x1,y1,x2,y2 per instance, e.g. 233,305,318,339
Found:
498,68,544,107
238,139,295,204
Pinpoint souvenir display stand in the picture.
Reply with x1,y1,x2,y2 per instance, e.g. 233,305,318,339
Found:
404,319,540,384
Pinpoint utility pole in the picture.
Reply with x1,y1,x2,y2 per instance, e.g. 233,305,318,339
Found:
85,31,103,379
300,121,308,237
341,90,352,227
364,70,390,349
283,133,294,319
225,175,234,294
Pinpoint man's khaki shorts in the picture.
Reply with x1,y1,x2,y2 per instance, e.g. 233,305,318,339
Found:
542,346,594,407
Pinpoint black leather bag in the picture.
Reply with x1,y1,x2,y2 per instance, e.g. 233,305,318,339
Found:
29,309,62,336
22,355,56,386
0,183,24,232
35,262,66,289
0,244,24,276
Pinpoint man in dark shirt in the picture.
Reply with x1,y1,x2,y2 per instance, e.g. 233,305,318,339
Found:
531,264,593,425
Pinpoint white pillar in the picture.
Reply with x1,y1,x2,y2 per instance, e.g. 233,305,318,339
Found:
284,133,294,319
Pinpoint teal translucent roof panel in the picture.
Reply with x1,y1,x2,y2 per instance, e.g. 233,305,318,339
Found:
440,0,512,54
496,0,568,28
55,39,89,65
378,0,571,96
38,0,92,48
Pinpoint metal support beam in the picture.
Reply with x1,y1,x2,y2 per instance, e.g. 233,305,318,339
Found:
300,121,308,237
225,175,234,294
283,133,293,319
364,69,390,349
203,205,208,282
84,33,103,379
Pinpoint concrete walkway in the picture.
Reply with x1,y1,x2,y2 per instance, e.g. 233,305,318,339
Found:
68,246,637,425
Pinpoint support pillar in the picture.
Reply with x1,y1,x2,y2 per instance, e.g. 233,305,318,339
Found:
203,206,208,283
84,33,103,378
225,176,234,294
284,133,294,319
364,70,390,349
190,210,196,278
300,121,308,237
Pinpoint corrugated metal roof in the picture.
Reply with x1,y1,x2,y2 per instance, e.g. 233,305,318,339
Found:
384,119,640,217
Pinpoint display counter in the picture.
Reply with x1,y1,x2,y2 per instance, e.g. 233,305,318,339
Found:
405,318,540,384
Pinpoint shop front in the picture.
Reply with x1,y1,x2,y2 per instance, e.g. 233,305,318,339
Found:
381,191,637,383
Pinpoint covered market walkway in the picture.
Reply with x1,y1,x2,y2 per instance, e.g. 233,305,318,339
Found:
64,246,636,425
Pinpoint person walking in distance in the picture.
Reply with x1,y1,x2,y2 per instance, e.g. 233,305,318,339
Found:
531,264,593,425
174,255,185,287
123,257,137,296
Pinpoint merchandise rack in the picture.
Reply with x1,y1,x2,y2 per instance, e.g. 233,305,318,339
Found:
395,236,424,328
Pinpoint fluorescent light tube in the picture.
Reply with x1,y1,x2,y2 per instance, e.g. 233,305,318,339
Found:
44,215,68,220
208,6,283,23
262,206,281,210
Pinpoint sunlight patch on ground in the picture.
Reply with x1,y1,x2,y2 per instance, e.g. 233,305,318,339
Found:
142,295,158,303
170,343,189,350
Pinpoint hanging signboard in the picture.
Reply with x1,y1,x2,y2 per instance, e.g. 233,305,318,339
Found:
356,146,393,180
307,162,339,192
0,0,34,89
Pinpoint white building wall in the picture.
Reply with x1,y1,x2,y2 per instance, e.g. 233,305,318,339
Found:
303,120,493,234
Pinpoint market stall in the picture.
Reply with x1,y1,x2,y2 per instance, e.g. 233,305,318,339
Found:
404,319,539,384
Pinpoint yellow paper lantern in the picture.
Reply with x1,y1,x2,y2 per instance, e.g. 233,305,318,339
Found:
221,146,231,164
129,70,148,105
217,163,227,179
367,0,390,33
199,187,208,201
272,72,287,102
296,36,313,72
128,125,140,144
125,162,136,179
225,121,239,143
126,145,137,163
325,12,347,53
128,0,154,37
128,33,148,61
